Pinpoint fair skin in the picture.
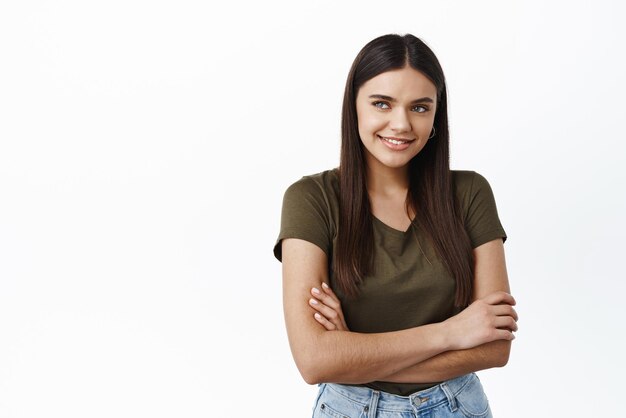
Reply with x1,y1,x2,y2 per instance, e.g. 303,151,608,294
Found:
357,65,437,230
310,238,516,383
281,65,517,385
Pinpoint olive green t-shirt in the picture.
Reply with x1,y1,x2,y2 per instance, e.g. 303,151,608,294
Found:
273,168,507,396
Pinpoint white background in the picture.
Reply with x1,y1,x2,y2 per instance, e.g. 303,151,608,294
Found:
1,1,625,417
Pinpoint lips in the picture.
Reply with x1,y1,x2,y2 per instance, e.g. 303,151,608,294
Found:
377,135,413,151
379,136,412,145
377,135,414,145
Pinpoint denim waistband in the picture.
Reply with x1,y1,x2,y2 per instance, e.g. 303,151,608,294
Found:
323,372,476,413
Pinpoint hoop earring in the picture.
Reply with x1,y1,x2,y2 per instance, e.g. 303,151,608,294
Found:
428,126,436,139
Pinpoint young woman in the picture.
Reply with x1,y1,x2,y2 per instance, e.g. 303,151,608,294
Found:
273,33,517,418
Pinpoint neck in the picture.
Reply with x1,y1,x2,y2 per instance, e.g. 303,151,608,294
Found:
365,161,410,197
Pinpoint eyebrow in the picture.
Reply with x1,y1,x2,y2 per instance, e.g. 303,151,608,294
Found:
368,94,434,104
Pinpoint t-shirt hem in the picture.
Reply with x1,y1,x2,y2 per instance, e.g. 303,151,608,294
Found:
352,380,442,396
273,231,330,262
471,228,507,249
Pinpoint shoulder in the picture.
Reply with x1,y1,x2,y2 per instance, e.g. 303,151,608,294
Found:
276,168,339,261
451,169,500,221
451,170,494,197
283,167,340,200
452,169,507,247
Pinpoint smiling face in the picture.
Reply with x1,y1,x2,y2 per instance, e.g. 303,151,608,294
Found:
355,65,438,175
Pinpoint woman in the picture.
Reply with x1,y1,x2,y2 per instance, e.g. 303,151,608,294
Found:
273,33,517,417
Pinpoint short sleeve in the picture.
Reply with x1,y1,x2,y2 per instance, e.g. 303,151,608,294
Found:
273,177,333,262
465,171,508,249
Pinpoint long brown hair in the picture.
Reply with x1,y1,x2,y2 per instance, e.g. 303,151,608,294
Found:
335,33,474,308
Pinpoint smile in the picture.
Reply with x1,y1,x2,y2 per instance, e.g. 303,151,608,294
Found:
377,135,414,145
377,135,414,151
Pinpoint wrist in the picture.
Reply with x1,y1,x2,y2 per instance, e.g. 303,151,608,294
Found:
435,320,455,352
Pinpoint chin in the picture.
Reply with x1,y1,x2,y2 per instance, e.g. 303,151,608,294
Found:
378,159,412,170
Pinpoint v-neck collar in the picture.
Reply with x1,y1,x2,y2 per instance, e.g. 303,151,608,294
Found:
372,215,414,236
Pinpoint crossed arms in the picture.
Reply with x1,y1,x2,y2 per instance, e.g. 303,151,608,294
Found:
281,237,517,385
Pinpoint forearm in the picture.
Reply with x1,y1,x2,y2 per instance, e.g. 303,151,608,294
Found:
297,322,450,385
377,340,511,383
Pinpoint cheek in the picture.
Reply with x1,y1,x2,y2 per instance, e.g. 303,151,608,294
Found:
357,113,386,136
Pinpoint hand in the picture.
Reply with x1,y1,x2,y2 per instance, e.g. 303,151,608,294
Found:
309,282,350,331
443,291,519,351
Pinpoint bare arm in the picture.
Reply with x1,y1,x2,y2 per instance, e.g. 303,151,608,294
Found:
374,238,517,383
282,238,515,385
282,238,448,385
376,341,510,383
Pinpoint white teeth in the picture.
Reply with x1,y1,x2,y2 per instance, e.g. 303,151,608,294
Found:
381,136,407,145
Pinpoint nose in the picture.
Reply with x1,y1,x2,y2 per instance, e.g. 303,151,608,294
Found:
389,108,411,133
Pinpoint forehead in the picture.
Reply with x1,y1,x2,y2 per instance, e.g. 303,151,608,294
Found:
357,66,437,100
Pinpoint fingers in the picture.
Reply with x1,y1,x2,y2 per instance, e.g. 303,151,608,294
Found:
485,301,519,332
321,282,341,303
311,285,341,311
494,328,516,341
310,283,348,332
482,291,516,306
309,297,340,322
494,316,519,332
493,304,518,322
313,312,336,330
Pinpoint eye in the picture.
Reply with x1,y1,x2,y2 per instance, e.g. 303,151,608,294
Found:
412,105,429,113
372,101,390,109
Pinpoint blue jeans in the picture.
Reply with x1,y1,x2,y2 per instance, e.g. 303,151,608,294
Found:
312,373,492,418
